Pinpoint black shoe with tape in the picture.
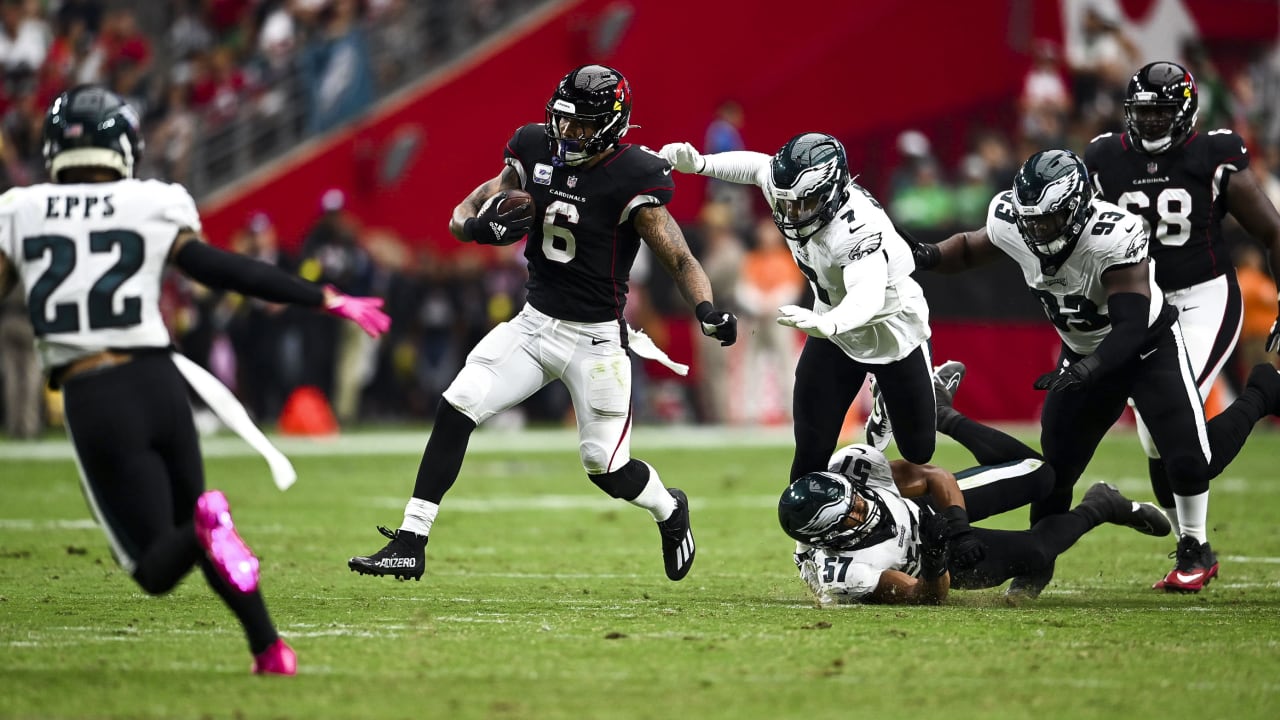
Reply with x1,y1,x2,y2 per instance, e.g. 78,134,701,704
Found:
658,489,695,581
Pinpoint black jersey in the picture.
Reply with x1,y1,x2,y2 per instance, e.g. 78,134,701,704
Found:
1085,129,1250,291
502,123,674,323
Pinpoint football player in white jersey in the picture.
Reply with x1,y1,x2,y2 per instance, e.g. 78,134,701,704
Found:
0,85,391,674
662,133,937,478
781,361,1169,605
913,149,1280,596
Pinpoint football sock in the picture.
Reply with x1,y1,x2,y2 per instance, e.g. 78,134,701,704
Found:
942,411,1041,466
198,559,278,655
401,498,439,538
411,400,477,503
1030,510,1093,557
1162,507,1180,537
629,462,676,522
1206,383,1270,477
1174,491,1209,544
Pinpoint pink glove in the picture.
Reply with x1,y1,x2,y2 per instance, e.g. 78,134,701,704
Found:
323,285,391,338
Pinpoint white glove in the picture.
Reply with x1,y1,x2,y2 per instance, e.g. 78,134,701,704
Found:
659,142,706,174
793,540,814,570
777,304,836,339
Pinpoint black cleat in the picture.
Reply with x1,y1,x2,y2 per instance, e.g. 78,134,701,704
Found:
348,526,427,581
932,360,966,412
1154,535,1220,593
863,376,893,451
658,489,695,581
1081,482,1172,537
1006,562,1055,601
1245,363,1280,414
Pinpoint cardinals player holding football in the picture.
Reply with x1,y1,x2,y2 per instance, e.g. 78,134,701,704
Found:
1084,61,1280,587
662,133,938,480
349,64,737,584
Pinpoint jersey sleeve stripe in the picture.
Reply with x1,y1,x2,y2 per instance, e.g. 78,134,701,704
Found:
617,194,662,225
504,157,527,188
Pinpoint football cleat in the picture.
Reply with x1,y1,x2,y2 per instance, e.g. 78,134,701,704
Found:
1245,362,1280,415
1080,482,1172,537
1006,562,1055,601
1154,535,1219,593
252,638,297,676
863,376,893,451
932,360,966,424
348,526,427,581
194,490,260,594
658,488,695,581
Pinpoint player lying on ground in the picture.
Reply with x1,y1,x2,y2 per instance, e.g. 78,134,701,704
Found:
779,361,1170,605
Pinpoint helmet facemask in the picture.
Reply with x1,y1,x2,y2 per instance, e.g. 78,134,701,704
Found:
770,133,850,242
544,65,632,167
1123,62,1198,155
778,472,883,550
1013,150,1093,268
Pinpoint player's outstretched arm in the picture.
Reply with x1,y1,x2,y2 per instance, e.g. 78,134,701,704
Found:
636,204,737,346
868,570,949,605
449,165,523,242
913,226,1001,273
1226,168,1280,352
169,232,391,338
658,143,771,186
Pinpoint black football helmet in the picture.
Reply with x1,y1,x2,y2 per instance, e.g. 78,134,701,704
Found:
1012,149,1093,267
769,132,850,242
778,471,884,550
1124,61,1198,155
43,85,143,182
545,64,632,166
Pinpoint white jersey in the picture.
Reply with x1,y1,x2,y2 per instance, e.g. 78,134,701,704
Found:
985,190,1164,355
802,444,925,603
701,151,930,363
0,179,200,369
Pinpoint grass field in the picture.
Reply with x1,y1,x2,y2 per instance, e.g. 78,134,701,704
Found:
2,426,1279,720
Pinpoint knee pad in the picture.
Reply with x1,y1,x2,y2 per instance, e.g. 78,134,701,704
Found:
1164,453,1210,496
442,365,492,423
589,459,650,501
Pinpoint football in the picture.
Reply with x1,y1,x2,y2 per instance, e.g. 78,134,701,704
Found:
497,188,535,220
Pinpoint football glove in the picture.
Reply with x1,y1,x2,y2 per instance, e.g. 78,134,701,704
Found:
467,190,534,246
776,304,836,339
1033,355,1100,393
911,240,942,271
940,505,985,569
1267,314,1280,354
793,540,814,571
323,286,392,338
659,142,706,174
696,301,738,346
919,509,950,579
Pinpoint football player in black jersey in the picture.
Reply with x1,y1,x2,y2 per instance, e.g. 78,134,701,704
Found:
1085,60,1280,590
349,65,737,584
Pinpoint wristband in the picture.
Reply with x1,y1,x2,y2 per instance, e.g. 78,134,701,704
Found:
695,301,715,322
941,505,972,535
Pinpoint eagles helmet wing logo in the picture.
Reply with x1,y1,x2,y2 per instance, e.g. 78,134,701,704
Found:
847,233,883,262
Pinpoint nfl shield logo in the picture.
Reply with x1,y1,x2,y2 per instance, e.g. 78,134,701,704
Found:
1147,162,1158,174
567,176,578,188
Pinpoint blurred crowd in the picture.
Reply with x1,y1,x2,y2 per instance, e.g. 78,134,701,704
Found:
3,3,1280,439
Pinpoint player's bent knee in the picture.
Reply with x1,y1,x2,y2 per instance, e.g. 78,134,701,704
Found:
1164,452,1210,495
442,365,493,423
898,434,935,465
588,458,650,501
132,567,178,596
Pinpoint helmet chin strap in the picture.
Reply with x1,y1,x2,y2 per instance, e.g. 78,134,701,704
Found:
1140,136,1174,154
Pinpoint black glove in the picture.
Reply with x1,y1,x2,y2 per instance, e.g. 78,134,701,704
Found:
911,240,941,271
1267,315,1280,354
941,505,985,569
464,191,534,246
695,301,738,346
1033,355,1101,393
918,510,950,579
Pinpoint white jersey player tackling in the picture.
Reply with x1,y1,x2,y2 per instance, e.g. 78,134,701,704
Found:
662,133,939,478
914,148,1280,595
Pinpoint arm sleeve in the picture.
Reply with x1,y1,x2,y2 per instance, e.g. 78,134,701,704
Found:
822,255,889,334
174,240,325,307
1089,291,1149,372
698,150,773,186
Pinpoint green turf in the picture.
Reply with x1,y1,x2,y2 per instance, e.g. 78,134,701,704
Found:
2,428,1279,720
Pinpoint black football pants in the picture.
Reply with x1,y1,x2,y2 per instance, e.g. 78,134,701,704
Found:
62,353,278,654
790,339,935,481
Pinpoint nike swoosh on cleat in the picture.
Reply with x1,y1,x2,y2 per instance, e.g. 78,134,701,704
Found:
1174,571,1204,584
